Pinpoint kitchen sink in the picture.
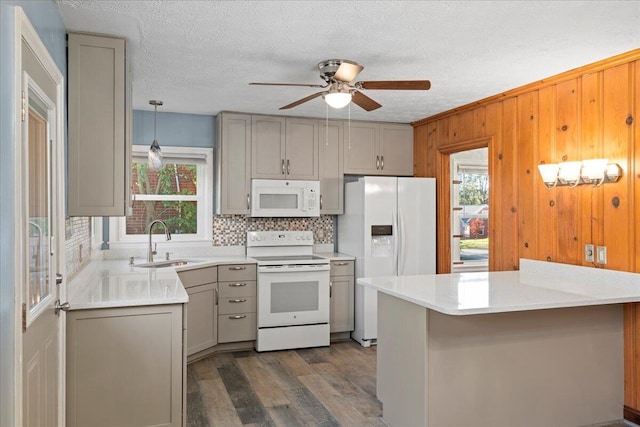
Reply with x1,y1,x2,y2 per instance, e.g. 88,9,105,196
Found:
132,259,192,269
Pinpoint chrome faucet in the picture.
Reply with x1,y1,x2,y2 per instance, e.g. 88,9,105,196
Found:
147,220,171,262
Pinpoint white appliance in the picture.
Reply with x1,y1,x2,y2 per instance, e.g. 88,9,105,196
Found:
247,231,330,352
250,179,320,217
337,176,436,347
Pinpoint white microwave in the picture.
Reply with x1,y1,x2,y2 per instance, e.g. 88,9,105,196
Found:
250,179,320,217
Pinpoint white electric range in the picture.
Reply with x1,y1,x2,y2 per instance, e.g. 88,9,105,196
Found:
247,231,330,352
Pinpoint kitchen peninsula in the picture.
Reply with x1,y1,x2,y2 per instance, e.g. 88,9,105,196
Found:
359,259,640,427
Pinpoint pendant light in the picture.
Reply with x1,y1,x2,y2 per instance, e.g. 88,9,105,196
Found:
148,100,163,171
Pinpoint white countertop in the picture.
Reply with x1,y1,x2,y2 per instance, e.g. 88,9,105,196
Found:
68,256,255,310
357,259,640,315
314,252,355,261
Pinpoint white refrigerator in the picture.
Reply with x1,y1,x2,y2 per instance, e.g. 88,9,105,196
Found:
337,176,436,347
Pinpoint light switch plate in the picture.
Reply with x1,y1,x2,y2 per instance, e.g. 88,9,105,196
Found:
584,244,594,262
596,246,607,264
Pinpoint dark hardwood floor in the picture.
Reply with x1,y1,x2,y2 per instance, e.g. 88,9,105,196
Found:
187,340,383,426
187,340,634,427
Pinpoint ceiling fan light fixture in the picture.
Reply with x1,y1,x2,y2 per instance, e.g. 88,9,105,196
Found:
323,90,352,109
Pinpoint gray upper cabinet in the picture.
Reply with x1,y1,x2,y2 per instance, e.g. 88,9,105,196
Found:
251,116,319,180
319,120,344,214
343,122,379,175
216,112,252,214
285,118,319,180
67,33,130,216
251,116,286,179
379,124,414,176
343,122,413,176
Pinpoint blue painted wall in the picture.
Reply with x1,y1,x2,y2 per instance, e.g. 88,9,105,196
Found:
133,110,215,148
0,2,66,425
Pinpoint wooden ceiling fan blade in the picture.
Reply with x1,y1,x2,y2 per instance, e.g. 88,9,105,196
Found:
334,63,364,83
279,91,326,110
358,80,431,90
352,91,382,112
250,82,326,88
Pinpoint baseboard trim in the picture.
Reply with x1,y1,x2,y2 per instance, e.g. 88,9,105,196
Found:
625,405,640,424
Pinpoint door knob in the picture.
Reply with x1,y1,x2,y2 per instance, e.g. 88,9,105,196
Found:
56,273,63,285
54,299,70,315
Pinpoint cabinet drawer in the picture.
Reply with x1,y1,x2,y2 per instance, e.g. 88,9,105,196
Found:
177,266,217,288
219,296,256,315
218,280,257,298
218,263,256,282
218,312,256,343
330,260,354,277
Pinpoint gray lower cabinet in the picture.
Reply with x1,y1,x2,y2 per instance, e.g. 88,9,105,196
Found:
66,304,184,427
218,264,257,343
178,266,218,356
67,32,131,216
185,283,218,355
330,260,355,333
179,263,257,350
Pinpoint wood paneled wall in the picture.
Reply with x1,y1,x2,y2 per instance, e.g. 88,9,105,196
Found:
412,48,640,418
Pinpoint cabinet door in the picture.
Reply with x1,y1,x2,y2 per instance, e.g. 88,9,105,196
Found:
185,283,217,356
319,120,344,214
217,113,251,214
66,305,183,427
67,33,127,216
285,118,319,180
379,124,414,176
330,276,355,333
251,116,286,179
343,122,380,175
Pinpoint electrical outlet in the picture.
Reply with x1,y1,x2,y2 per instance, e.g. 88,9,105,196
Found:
584,244,594,262
596,246,607,264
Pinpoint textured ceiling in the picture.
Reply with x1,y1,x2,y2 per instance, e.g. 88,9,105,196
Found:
56,0,640,123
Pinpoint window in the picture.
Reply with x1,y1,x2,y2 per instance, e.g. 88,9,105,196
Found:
109,145,213,245
451,148,489,272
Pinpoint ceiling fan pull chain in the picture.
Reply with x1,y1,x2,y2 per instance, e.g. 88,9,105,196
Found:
325,103,329,146
348,102,351,150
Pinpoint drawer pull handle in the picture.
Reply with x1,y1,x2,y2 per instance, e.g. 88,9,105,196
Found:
332,261,348,266
228,283,247,287
228,266,247,271
229,315,247,320
229,298,247,303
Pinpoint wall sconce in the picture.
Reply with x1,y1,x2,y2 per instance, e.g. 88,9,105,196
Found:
537,159,622,189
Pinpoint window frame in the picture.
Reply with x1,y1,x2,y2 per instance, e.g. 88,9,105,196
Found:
109,145,213,246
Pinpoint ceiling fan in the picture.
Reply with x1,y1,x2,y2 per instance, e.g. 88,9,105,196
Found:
250,59,431,112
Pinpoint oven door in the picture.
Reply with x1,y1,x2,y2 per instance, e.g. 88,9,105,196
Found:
257,265,330,327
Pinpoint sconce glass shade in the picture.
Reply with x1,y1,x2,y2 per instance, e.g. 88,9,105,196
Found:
581,158,608,185
538,164,559,188
324,91,352,109
605,163,622,180
558,161,582,186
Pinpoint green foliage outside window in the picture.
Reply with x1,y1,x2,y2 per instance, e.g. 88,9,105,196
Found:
134,163,197,234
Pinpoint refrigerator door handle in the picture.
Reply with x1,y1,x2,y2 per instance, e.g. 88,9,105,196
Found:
392,209,398,276
398,208,405,275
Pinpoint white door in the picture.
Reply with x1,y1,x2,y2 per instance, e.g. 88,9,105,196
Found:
16,9,66,427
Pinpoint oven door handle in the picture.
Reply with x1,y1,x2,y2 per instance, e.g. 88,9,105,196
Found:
258,265,330,273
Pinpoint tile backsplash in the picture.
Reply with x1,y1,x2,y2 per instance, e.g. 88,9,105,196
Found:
65,217,92,279
213,215,334,246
